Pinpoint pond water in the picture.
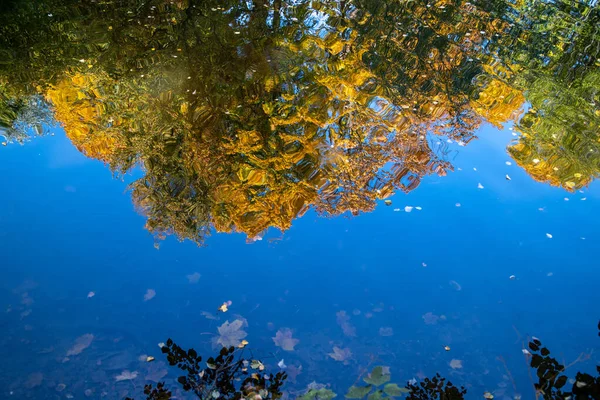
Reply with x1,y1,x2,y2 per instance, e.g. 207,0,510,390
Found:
1,0,599,399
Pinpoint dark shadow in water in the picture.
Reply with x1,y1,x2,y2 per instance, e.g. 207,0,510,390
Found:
132,322,599,400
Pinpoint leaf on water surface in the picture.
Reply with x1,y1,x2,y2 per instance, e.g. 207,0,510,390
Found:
250,360,265,371
363,366,391,386
449,359,463,369
379,327,394,337
383,383,409,397
478,183,484,189
87,291,95,298
273,327,299,351
115,370,138,382
367,390,385,400
329,346,352,364
217,319,247,348
66,334,94,356
218,301,232,312
298,388,337,400
345,385,372,399
144,289,156,301
186,272,201,283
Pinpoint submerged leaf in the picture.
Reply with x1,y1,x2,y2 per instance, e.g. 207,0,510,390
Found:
329,346,352,364
66,334,94,356
115,370,138,382
273,328,299,351
217,320,247,347
144,289,156,301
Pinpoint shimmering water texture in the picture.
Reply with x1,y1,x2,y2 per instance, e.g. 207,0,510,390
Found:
0,0,599,399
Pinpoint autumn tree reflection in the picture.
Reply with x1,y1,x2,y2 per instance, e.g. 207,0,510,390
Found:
1,0,598,243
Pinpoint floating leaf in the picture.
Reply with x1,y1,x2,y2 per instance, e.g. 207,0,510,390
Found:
250,360,265,371
449,359,463,369
383,384,409,397
345,385,372,399
218,301,231,312
367,390,384,400
299,388,337,400
363,366,391,386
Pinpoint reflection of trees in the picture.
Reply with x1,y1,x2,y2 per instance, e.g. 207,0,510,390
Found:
1,0,598,242
138,321,599,400
129,340,288,400
502,1,600,191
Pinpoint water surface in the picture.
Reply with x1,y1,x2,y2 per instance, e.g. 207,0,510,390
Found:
1,0,599,399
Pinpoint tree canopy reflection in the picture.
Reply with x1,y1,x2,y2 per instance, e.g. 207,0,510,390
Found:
0,0,598,244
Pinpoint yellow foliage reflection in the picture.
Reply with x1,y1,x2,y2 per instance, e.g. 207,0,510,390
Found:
1,0,598,243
